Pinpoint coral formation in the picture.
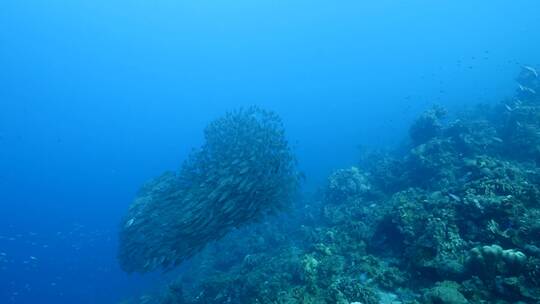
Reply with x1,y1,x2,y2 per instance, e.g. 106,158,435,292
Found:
120,66,540,303
423,281,468,304
325,167,372,203
118,107,300,273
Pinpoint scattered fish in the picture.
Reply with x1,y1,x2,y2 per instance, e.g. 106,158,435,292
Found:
126,218,135,228
448,193,461,202
522,65,539,77
518,84,537,94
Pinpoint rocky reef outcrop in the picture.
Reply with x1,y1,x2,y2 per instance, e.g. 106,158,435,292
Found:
121,66,540,303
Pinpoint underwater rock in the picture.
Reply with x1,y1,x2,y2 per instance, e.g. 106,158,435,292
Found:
468,245,503,269
523,244,540,257
118,107,300,273
409,105,447,146
134,67,540,304
444,119,502,156
423,281,468,304
406,138,461,189
493,275,540,302
336,278,380,304
502,249,527,266
326,167,372,203
467,245,528,276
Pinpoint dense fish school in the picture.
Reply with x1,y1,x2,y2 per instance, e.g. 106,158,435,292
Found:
118,107,300,273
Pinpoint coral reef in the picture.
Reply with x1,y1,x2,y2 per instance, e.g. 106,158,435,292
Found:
325,167,372,203
118,107,300,273
120,66,540,303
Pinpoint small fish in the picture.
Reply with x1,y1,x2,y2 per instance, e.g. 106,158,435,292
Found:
29,256,37,260
125,218,135,228
218,191,229,202
448,193,461,202
522,65,539,77
504,104,513,112
492,137,503,143
519,84,537,94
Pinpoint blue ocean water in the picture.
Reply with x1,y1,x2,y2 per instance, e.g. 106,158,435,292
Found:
1,1,539,303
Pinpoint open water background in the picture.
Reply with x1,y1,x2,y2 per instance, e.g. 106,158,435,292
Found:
1,1,540,303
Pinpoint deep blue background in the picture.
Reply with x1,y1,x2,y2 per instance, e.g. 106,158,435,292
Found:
1,1,539,303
